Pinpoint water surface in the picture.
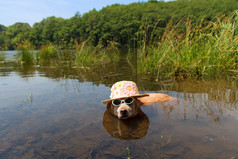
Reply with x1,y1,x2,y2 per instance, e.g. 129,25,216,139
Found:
0,52,238,158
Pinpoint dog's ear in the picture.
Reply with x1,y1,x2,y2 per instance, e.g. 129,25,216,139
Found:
137,93,175,106
106,102,112,110
135,98,143,107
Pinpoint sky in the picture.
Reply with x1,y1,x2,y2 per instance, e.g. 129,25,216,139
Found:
0,0,168,27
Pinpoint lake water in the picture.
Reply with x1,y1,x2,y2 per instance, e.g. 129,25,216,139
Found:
0,51,238,158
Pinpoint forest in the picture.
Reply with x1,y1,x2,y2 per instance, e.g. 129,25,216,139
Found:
0,0,237,50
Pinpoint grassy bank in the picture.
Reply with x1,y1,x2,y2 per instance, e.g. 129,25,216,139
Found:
137,11,238,79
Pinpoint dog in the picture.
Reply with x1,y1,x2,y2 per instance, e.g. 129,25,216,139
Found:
102,81,176,119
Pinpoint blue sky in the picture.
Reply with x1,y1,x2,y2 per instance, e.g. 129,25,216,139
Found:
0,0,169,27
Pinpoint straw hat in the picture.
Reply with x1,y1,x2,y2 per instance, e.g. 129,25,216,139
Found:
102,81,149,105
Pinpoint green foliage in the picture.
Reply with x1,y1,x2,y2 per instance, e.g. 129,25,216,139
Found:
0,0,237,78
0,0,237,50
137,11,238,78
0,51,5,61
0,25,6,32
38,44,57,60
29,16,68,47
74,41,120,66
0,25,7,49
5,23,31,49
16,40,35,63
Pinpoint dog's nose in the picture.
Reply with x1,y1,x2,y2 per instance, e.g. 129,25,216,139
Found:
120,109,128,115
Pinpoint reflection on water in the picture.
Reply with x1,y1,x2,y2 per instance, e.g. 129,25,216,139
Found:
103,110,149,140
0,54,238,158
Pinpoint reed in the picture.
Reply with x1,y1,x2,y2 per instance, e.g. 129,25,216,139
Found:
126,147,131,159
55,40,75,64
15,39,120,66
137,11,238,79
74,41,120,66
0,51,5,61
15,40,35,63
57,49,74,65
38,44,57,60
37,42,74,65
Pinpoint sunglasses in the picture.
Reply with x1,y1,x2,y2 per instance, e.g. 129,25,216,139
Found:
112,97,134,106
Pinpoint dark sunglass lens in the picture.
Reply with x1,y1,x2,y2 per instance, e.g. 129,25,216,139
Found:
112,100,121,106
125,98,134,104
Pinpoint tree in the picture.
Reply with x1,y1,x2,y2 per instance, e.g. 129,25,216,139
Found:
5,23,31,49
0,0,237,49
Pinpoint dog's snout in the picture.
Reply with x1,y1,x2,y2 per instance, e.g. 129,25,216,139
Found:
120,109,128,115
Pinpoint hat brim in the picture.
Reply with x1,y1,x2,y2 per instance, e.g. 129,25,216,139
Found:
101,94,149,105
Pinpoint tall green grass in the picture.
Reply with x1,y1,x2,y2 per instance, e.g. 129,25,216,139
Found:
37,44,57,60
0,51,5,61
37,43,74,65
16,40,35,63
15,40,121,66
137,11,238,79
74,41,120,66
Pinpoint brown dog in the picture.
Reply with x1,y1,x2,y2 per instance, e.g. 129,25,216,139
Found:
102,81,176,119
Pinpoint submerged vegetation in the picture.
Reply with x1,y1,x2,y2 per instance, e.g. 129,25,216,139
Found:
0,0,237,78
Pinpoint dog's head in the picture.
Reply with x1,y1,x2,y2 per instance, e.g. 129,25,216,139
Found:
107,97,143,119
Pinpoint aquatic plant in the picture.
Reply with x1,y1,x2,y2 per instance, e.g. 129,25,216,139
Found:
0,51,5,61
15,40,35,63
126,147,131,159
38,44,57,60
137,11,238,79
20,93,33,106
57,49,74,65
74,41,120,66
